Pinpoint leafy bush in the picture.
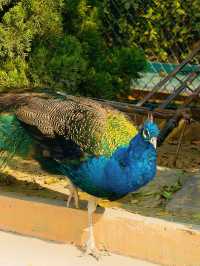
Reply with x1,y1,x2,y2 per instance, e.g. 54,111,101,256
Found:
0,0,147,99
0,0,199,98
103,0,200,62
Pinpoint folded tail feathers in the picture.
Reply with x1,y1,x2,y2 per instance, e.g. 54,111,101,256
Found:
0,93,31,112
0,114,34,169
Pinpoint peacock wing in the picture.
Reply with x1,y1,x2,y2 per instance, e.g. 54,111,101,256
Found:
15,95,138,160
15,96,107,160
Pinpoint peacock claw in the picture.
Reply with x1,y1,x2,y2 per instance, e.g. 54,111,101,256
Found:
80,245,101,260
81,246,110,260
85,248,101,260
100,247,110,256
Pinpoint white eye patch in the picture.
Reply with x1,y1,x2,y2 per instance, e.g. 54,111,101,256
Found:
143,128,150,139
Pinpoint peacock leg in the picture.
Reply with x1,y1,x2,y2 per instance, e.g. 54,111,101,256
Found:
85,200,99,259
73,186,79,208
66,180,79,208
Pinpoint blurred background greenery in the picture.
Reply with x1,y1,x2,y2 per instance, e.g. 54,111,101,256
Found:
0,0,199,99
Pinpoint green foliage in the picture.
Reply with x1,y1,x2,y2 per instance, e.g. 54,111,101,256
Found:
0,0,12,10
104,0,200,62
29,35,88,93
62,0,147,98
0,0,146,98
160,180,182,200
0,0,64,91
0,0,198,97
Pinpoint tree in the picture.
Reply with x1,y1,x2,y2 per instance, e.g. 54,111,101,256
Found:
103,0,200,62
1,0,198,98
0,0,147,99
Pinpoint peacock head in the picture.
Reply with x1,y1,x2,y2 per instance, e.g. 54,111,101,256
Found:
141,115,160,149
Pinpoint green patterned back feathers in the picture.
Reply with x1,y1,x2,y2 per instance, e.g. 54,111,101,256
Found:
99,112,138,156
48,97,138,157
82,110,138,156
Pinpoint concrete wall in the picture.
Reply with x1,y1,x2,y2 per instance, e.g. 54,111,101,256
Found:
0,192,200,266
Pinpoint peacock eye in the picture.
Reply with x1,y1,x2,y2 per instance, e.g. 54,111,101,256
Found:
143,128,150,139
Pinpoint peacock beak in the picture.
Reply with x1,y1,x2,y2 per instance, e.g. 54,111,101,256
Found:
150,137,157,149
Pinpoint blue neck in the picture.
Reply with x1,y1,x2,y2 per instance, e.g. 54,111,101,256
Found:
127,133,149,158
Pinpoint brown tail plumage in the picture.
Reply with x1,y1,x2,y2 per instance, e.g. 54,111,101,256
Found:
0,92,49,112
0,93,31,112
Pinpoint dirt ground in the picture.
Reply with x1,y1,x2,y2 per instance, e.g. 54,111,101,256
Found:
158,120,200,171
158,142,200,170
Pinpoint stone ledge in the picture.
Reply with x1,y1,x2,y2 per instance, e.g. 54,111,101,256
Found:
166,175,200,217
0,192,199,266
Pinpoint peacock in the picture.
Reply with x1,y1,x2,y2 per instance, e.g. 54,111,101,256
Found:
0,93,159,257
